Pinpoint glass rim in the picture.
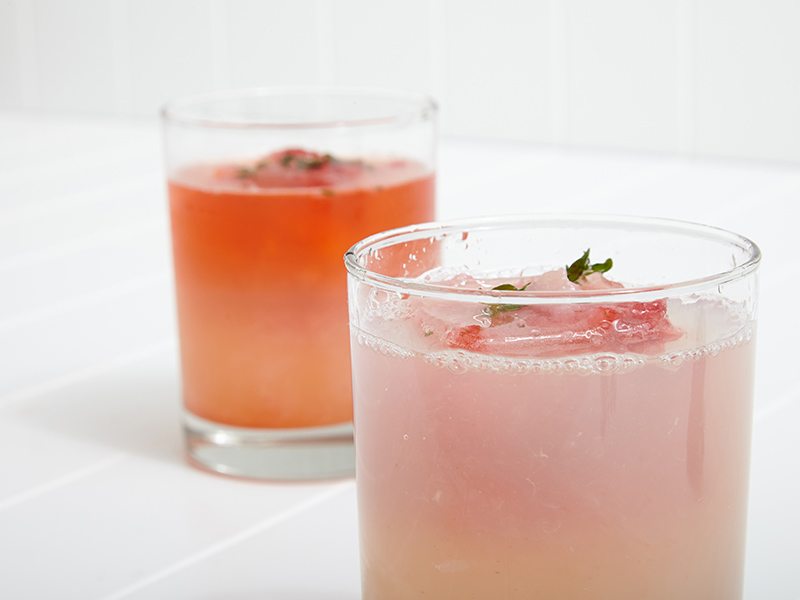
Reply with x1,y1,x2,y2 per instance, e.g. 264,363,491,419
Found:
344,214,761,305
160,86,437,130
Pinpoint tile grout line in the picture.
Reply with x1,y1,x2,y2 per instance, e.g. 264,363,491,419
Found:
0,337,176,513
0,340,176,509
0,271,169,333
0,218,166,273
0,339,176,408
0,176,157,228
0,455,125,513
98,482,353,600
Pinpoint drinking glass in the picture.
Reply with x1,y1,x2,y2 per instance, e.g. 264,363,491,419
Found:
162,87,436,479
346,215,759,598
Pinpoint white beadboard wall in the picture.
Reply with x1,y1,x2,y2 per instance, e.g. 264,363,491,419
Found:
1,0,799,162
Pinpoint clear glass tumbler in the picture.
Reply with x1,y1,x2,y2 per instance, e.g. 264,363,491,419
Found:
162,88,436,479
345,215,760,599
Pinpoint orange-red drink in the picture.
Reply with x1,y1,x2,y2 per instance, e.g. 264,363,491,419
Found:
169,149,434,430
162,88,436,479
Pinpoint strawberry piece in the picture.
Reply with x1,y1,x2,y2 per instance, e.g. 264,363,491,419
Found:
439,269,682,357
219,148,366,189
445,324,485,352
445,299,681,357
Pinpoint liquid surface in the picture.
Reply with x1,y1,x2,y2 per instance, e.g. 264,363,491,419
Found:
174,148,428,194
355,268,750,367
350,268,755,599
170,149,434,428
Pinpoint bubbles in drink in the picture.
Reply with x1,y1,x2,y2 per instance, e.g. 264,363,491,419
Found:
353,293,753,376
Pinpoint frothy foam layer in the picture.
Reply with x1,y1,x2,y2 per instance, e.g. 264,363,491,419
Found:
353,265,754,373
354,329,415,359
352,320,754,376
658,323,753,368
173,153,430,194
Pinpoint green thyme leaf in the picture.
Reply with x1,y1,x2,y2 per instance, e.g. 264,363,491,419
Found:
302,156,327,170
484,282,531,318
280,152,335,170
591,258,613,274
566,249,591,282
486,303,523,317
566,248,613,282
236,167,254,179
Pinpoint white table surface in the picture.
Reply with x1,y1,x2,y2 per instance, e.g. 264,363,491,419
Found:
0,112,798,600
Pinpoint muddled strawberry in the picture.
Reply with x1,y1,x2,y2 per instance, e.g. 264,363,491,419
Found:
218,148,366,189
445,324,485,352
445,292,680,357
438,250,682,357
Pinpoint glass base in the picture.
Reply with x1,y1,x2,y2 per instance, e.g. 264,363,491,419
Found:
183,412,355,481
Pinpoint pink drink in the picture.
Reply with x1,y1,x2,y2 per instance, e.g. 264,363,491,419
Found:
346,220,760,599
